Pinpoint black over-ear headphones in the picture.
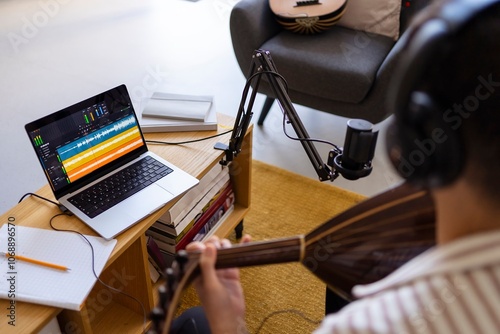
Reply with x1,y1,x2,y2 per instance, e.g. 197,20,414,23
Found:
386,0,500,188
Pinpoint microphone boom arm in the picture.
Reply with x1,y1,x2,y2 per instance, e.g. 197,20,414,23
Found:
217,49,377,181
254,50,335,181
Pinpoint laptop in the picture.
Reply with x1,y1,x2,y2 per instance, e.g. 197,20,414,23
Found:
25,84,199,239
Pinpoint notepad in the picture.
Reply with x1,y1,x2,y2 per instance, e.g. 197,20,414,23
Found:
0,225,116,310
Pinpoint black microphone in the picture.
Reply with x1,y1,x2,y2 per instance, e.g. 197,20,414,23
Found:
331,119,379,180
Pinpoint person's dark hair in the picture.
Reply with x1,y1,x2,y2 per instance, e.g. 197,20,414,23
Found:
418,3,500,199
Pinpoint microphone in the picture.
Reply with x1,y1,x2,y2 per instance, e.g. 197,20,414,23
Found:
330,119,379,180
234,50,380,183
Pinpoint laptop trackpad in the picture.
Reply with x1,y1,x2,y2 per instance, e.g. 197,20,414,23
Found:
123,184,174,221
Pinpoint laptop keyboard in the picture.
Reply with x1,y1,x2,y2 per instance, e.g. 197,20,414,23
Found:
68,156,173,218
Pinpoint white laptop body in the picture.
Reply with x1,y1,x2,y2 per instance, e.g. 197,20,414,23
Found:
25,84,199,239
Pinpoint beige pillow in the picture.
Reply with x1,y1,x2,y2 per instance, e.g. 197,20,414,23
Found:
337,0,402,40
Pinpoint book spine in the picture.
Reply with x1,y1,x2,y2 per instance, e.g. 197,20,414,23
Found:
151,238,176,254
170,172,230,228
140,122,218,133
146,182,232,255
147,257,161,283
163,176,230,237
146,236,167,272
195,191,235,241
158,162,225,224
146,226,176,244
174,180,230,243
198,205,234,242
176,184,234,251
194,204,234,242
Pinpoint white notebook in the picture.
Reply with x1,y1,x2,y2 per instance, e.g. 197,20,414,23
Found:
0,225,116,310
142,93,213,121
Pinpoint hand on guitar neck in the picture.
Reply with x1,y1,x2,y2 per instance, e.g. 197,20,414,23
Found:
186,235,252,334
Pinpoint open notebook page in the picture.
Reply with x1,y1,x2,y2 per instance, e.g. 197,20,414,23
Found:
0,225,116,310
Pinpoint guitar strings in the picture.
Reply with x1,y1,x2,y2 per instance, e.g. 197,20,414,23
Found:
308,206,434,242
305,190,429,246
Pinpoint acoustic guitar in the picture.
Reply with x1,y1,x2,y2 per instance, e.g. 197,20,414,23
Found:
269,0,348,34
148,182,436,333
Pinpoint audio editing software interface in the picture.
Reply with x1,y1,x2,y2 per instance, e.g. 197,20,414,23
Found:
28,102,142,192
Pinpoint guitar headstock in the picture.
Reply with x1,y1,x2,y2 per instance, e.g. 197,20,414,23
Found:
147,250,200,334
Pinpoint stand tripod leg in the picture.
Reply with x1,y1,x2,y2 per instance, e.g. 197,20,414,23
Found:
257,97,275,125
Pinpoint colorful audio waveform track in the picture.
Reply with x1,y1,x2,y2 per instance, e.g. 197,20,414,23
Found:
58,115,136,161
57,115,142,182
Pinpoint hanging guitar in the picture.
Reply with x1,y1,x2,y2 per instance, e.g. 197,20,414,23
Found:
148,182,436,334
269,0,348,34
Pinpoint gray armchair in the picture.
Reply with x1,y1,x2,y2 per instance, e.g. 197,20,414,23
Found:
229,0,431,125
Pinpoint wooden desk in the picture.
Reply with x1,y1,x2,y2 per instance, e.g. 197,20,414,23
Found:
0,113,252,333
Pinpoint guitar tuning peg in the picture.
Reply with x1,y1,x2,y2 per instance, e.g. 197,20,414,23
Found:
148,306,165,334
165,267,175,294
175,250,189,274
158,284,168,308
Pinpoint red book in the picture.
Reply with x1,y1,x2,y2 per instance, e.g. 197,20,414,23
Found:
176,184,234,251
146,235,167,272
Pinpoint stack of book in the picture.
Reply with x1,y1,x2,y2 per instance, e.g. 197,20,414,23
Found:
146,162,235,276
139,93,218,133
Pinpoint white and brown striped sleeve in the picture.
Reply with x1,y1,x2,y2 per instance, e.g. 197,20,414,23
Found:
313,232,500,333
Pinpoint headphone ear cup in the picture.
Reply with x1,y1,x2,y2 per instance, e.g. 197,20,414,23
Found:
387,92,464,187
385,0,500,187
385,120,406,177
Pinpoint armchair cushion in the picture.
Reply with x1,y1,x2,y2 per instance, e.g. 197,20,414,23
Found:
261,28,395,104
337,0,402,40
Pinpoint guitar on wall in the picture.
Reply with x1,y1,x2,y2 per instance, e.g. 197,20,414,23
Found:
269,0,348,34
147,182,436,334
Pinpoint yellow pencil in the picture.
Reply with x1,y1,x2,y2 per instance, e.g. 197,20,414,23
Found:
1,252,70,271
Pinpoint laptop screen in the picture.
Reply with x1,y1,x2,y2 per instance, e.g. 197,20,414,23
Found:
25,85,147,198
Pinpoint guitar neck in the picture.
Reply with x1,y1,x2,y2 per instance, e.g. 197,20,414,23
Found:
188,235,304,270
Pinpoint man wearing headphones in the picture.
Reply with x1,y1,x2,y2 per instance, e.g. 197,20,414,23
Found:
188,0,500,332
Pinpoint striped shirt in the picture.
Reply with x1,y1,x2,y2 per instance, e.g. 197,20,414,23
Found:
313,230,500,334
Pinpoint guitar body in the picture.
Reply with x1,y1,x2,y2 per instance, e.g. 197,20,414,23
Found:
303,182,435,300
149,182,436,333
269,0,348,34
